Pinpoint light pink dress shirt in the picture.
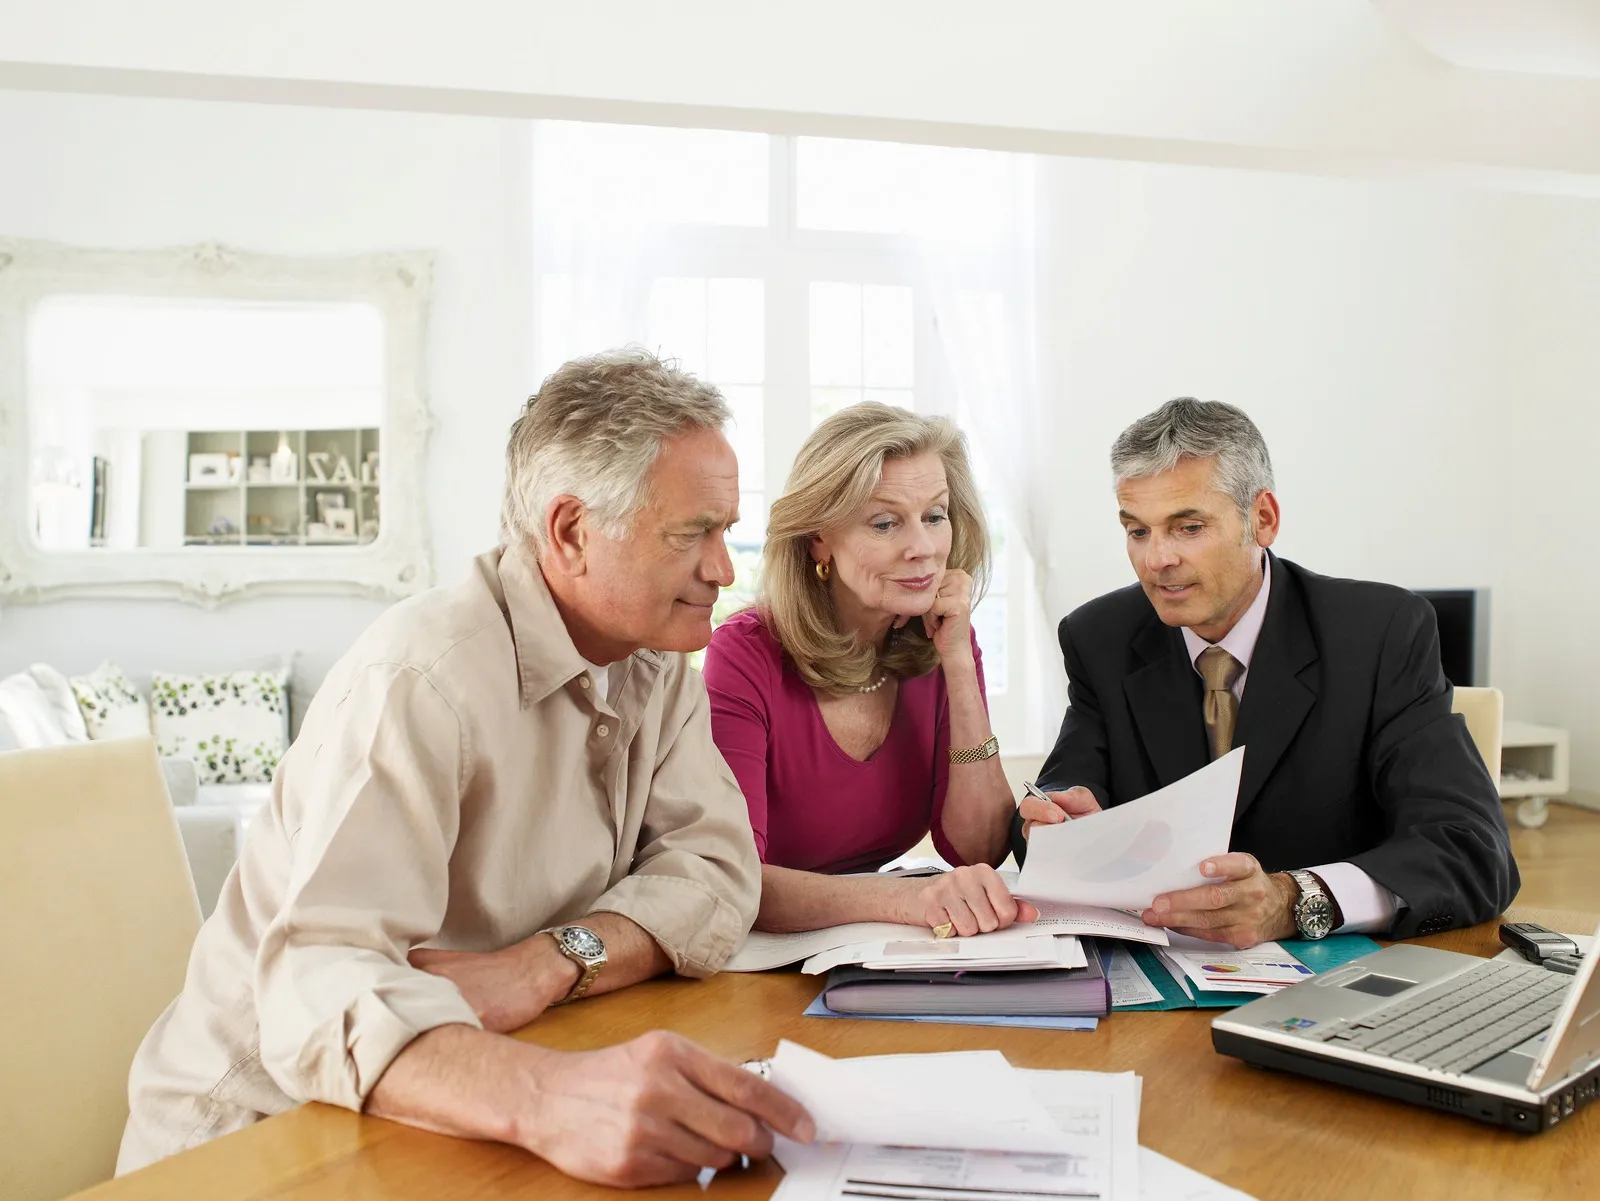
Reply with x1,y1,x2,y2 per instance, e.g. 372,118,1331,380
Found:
1179,557,1402,934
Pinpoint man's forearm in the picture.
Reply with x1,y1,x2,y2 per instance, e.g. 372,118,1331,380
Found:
560,911,674,999
366,1023,540,1143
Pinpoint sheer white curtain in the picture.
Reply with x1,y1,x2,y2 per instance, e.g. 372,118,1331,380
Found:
908,156,1068,743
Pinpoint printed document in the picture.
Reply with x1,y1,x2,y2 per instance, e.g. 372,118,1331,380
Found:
1015,748,1244,910
764,1042,1141,1200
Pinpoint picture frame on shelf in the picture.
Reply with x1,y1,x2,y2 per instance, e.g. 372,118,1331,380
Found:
188,453,232,485
325,507,357,538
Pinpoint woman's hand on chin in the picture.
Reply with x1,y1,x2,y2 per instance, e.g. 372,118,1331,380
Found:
901,863,1037,936
919,570,975,666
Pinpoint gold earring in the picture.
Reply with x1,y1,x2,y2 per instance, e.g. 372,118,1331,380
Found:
815,560,831,583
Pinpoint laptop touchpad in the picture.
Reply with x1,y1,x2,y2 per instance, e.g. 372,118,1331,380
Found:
1342,973,1415,998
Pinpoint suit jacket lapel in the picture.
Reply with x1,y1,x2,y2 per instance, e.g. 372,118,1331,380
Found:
1233,557,1319,820
1123,616,1209,789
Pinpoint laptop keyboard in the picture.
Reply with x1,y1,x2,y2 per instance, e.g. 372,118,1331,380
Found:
1311,959,1570,1076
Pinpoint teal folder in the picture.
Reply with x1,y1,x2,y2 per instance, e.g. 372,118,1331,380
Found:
1112,934,1383,1011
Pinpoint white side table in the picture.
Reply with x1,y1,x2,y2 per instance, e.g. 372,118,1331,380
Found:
1499,721,1570,829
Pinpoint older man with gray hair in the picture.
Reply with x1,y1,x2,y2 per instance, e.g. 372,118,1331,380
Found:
1013,397,1517,949
119,349,813,1187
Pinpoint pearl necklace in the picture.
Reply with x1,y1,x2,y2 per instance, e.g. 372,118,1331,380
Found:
859,673,890,694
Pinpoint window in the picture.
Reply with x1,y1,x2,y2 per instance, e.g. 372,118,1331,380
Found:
531,124,1043,749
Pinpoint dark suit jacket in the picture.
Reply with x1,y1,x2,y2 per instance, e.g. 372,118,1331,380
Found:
1011,553,1518,938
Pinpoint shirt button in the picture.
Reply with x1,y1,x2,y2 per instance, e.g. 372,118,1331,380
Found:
578,676,591,690
596,724,610,738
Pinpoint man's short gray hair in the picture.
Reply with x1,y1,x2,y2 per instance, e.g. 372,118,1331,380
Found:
501,347,731,547
1110,397,1275,517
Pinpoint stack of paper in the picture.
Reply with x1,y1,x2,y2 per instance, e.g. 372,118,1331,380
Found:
759,1041,1256,1201
1151,935,1315,997
764,1041,1141,1199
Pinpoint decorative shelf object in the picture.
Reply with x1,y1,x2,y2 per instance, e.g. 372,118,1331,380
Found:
183,429,380,548
1499,720,1570,829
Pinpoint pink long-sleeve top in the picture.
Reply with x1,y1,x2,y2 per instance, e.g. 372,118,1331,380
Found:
703,608,987,874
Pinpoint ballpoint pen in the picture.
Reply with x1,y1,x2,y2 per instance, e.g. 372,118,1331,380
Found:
1021,778,1072,819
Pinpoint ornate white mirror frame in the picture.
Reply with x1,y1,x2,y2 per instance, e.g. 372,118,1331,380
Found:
0,239,434,605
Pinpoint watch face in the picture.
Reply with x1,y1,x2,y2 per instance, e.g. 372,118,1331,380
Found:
1297,894,1336,939
561,927,605,959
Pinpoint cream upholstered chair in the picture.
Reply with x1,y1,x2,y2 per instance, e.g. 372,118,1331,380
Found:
1451,685,1504,783
0,738,202,1201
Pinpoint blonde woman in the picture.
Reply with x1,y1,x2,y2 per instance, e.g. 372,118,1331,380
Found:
703,403,1035,936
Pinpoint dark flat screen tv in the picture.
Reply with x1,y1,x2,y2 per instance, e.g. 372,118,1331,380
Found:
1415,588,1491,688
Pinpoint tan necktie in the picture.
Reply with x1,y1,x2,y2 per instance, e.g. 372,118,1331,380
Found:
1197,645,1244,761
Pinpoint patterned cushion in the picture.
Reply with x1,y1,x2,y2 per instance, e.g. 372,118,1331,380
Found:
150,668,290,785
68,661,152,741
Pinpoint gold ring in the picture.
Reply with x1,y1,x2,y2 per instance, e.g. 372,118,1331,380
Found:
932,922,955,939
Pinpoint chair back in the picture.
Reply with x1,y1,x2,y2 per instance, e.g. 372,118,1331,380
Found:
0,738,201,1201
1451,685,1504,781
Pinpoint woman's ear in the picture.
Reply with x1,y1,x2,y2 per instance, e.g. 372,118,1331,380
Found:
809,533,830,564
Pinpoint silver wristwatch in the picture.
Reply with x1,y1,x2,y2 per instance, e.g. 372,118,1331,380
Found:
543,924,607,1004
1288,870,1337,940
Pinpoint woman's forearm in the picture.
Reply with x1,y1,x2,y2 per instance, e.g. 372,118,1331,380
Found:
938,656,1015,866
754,864,919,933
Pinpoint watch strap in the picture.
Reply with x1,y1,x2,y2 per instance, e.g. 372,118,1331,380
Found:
544,926,604,1005
949,734,1000,764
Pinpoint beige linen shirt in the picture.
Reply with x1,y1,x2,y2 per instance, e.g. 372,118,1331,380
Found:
118,543,760,1173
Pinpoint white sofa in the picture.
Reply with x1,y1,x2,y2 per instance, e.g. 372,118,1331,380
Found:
0,666,272,917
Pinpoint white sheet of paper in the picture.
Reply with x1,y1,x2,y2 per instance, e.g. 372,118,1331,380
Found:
724,922,935,972
1106,946,1166,1007
802,930,1085,975
1138,1148,1258,1200
768,1055,1143,1200
1015,748,1244,909
765,1041,1073,1155
1160,936,1312,994
858,934,1087,972
1027,899,1171,946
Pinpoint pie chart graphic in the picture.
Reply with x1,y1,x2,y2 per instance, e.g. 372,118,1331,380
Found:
1061,818,1174,883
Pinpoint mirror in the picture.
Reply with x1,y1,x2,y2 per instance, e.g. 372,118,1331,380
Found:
0,239,434,604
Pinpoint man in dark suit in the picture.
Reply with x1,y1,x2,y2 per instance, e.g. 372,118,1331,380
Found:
1014,398,1517,947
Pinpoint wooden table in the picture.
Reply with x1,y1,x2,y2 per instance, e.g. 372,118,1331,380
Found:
76,909,1596,1201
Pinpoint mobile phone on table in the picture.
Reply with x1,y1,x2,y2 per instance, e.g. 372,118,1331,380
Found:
1499,921,1582,965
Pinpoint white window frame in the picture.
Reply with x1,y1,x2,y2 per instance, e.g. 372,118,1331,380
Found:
531,131,1045,751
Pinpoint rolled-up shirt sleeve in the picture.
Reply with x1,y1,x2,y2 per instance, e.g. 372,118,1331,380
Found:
591,668,761,977
253,663,482,1112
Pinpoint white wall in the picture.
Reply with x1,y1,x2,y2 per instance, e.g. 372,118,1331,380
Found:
0,90,533,707
1,88,1595,793
1034,157,1600,789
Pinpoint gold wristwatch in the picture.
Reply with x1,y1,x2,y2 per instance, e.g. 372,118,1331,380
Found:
948,734,999,764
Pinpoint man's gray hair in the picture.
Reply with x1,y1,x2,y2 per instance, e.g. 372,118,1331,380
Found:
1110,397,1275,517
501,347,731,547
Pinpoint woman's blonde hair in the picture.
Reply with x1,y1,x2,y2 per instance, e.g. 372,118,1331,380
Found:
761,402,990,693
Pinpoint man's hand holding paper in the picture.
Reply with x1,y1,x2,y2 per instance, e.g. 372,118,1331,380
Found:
1143,850,1299,948
1015,749,1254,940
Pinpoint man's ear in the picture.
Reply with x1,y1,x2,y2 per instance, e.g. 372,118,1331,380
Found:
1252,489,1282,549
543,496,589,577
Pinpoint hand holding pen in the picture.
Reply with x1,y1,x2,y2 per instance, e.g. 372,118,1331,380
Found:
1018,780,1102,839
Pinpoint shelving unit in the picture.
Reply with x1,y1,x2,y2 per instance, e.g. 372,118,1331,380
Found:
1499,720,1570,829
183,428,381,547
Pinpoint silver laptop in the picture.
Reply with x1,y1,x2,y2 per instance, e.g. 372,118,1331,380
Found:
1212,923,1600,1133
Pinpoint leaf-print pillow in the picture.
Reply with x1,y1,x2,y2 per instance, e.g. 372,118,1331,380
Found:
68,661,152,741
150,668,291,785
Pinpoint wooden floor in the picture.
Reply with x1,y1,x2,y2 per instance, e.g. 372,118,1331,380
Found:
1507,801,1600,917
